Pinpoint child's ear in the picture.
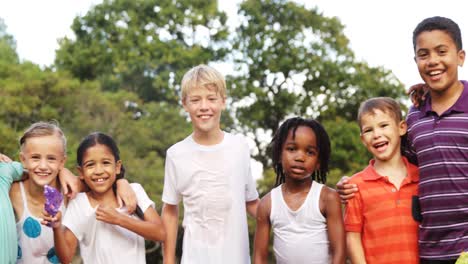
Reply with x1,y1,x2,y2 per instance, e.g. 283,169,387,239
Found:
115,160,122,175
399,120,408,136
458,49,465,67
19,152,26,163
77,166,84,180
59,155,67,170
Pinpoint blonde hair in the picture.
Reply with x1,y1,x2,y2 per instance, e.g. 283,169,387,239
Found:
19,121,67,155
181,64,227,101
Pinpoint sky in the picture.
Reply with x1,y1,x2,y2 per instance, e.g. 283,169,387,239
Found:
1,0,467,89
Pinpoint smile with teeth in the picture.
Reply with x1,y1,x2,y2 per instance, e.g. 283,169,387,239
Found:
93,178,108,183
198,114,212,119
428,70,443,76
373,141,388,150
35,172,51,177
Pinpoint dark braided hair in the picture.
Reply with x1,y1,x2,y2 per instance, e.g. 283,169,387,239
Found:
270,117,331,186
77,132,144,219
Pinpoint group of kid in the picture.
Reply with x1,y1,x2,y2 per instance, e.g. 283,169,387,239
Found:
0,15,467,264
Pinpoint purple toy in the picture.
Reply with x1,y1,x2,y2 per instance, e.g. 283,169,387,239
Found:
44,184,63,217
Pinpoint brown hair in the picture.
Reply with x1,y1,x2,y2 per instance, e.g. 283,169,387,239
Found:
357,97,403,131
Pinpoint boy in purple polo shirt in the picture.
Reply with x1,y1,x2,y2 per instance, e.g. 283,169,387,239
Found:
338,16,467,263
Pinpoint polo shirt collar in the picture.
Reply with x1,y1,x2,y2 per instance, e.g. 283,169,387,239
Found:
362,157,419,183
420,80,468,116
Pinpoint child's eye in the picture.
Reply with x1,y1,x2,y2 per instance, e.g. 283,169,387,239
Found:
286,146,296,152
307,150,316,156
416,51,428,59
438,49,447,55
209,97,217,101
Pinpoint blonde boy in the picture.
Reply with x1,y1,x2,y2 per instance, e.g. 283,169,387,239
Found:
161,65,259,264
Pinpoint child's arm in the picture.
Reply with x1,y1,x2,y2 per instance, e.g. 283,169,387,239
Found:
322,187,346,264
253,194,272,264
336,176,359,203
95,204,166,241
116,179,137,213
246,198,260,218
0,153,12,162
43,211,79,263
161,203,179,264
58,168,83,199
347,232,367,263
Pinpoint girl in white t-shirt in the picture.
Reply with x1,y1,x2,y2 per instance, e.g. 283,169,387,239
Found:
43,132,166,264
253,117,345,264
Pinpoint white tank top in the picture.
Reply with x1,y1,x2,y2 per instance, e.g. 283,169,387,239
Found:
16,182,64,264
270,181,330,264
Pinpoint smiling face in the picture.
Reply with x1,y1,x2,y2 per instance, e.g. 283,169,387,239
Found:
20,134,66,187
78,144,121,195
182,85,226,137
415,30,465,95
360,109,407,162
281,126,320,183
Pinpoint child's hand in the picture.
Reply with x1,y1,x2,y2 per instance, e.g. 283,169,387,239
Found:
42,208,62,229
116,179,137,214
59,168,83,199
0,153,12,162
407,83,429,108
335,176,358,204
95,204,123,225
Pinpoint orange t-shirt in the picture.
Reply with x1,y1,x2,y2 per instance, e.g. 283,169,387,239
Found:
344,157,419,264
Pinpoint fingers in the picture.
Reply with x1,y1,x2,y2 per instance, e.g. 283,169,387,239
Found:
121,195,137,214
117,196,123,209
336,176,351,189
67,183,78,199
0,153,12,162
62,181,70,198
339,193,356,204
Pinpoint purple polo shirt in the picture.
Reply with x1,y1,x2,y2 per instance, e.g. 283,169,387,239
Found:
406,80,468,260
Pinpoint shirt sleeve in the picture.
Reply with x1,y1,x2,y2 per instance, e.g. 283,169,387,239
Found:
161,153,181,205
130,183,155,212
63,196,87,242
344,178,364,233
242,138,259,202
0,162,23,184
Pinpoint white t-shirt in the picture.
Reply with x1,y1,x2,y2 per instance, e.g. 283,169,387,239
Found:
162,132,259,264
270,181,330,264
63,183,154,264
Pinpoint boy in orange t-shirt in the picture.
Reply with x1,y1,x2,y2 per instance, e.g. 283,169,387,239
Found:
344,97,419,263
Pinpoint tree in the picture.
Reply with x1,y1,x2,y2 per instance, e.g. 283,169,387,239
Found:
55,0,229,104
229,0,406,172
0,18,18,64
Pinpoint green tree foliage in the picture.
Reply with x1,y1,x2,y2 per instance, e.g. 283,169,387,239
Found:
230,0,406,175
0,18,18,64
55,0,229,103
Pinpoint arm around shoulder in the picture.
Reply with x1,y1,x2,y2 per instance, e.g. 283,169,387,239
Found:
253,193,272,264
323,187,346,264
